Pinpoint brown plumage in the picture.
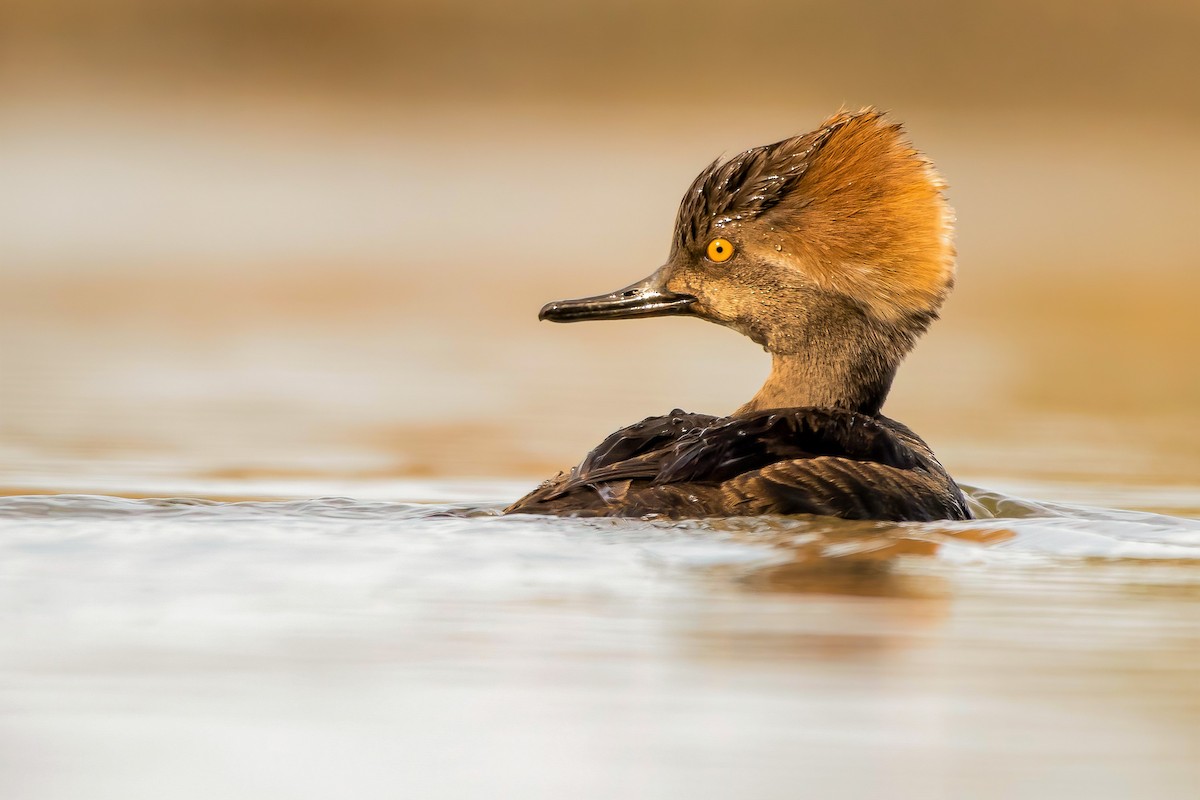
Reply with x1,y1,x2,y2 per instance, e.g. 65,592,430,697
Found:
506,109,970,522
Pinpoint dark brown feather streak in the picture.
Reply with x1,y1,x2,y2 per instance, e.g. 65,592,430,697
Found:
673,115,853,250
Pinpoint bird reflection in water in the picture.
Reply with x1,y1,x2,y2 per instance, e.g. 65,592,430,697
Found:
715,521,1017,598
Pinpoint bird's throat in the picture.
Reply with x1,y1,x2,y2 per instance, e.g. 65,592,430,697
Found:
735,323,904,417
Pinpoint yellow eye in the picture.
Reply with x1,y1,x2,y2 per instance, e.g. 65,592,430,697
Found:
706,238,735,263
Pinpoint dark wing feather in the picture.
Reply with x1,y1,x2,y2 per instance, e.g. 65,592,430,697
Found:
506,408,969,521
655,410,923,485
577,409,718,474
505,410,717,513
721,457,970,521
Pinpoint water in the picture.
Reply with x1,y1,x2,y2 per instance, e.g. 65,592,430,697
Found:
2,483,1198,799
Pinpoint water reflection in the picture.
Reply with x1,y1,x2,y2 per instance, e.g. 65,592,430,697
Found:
725,522,1020,599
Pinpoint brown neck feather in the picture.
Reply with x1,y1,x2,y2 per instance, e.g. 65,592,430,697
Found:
734,298,930,417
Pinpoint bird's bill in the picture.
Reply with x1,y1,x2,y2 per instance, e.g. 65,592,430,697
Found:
538,270,697,323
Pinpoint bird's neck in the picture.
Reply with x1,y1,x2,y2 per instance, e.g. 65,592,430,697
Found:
735,305,921,417
736,352,895,416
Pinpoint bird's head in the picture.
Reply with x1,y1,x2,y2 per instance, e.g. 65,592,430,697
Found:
540,109,956,360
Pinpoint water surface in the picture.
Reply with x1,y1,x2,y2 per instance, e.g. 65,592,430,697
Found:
2,483,1198,799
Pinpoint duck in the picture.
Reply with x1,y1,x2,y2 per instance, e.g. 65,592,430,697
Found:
505,109,971,522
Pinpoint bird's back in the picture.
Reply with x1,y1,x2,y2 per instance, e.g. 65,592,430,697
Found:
505,408,971,522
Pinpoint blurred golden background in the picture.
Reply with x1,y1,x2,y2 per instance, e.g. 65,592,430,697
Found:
2,0,1198,495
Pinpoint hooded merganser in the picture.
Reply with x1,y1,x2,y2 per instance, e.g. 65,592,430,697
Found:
506,110,970,522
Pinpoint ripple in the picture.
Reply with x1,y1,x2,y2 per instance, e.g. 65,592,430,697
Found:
1,484,1197,567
